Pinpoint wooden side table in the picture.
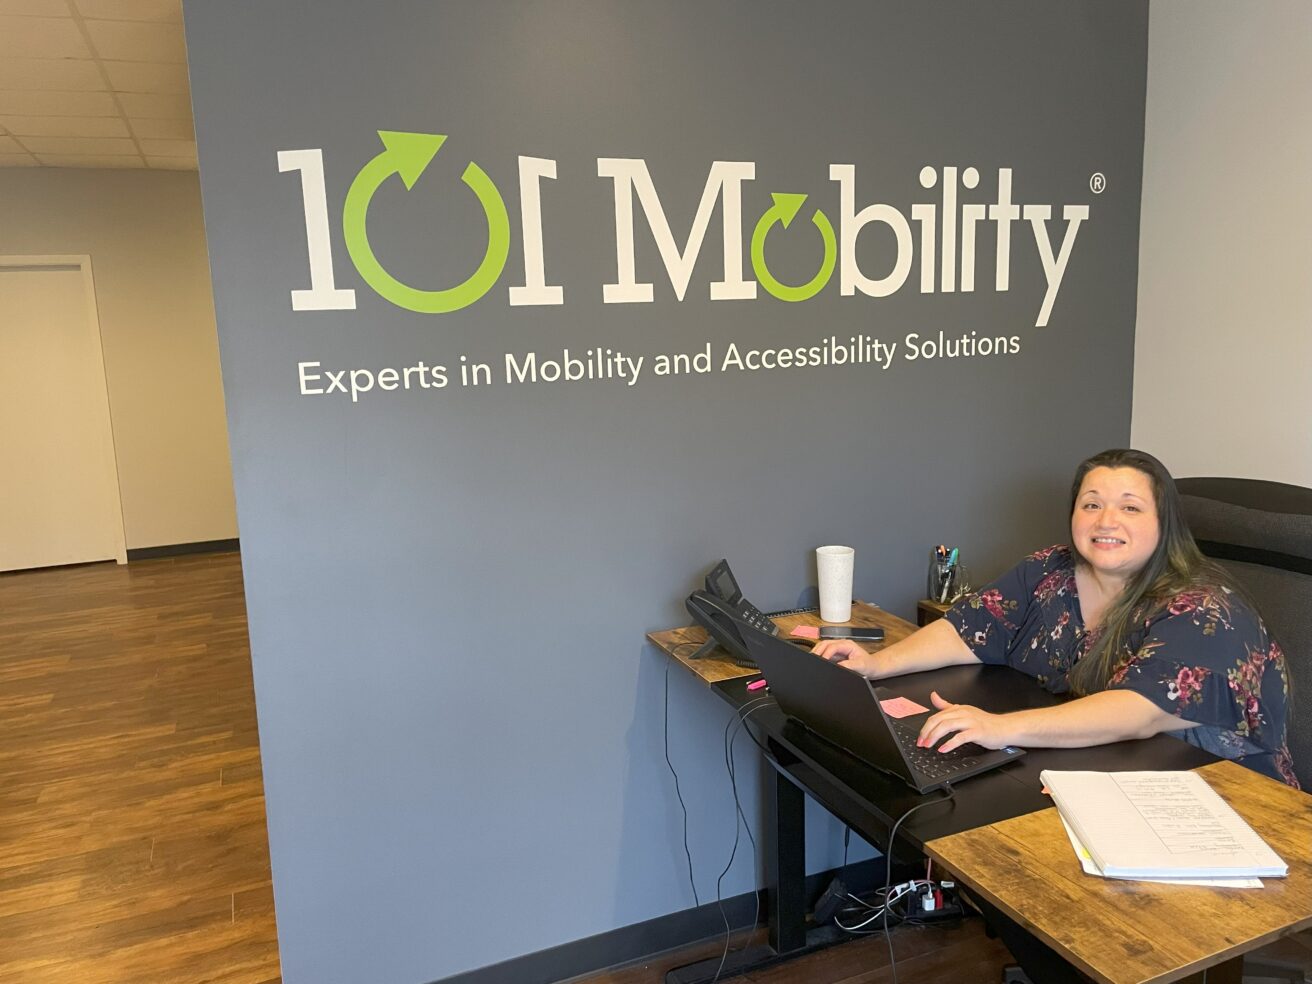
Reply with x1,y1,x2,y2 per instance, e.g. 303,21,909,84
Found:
916,598,952,626
924,760,1312,984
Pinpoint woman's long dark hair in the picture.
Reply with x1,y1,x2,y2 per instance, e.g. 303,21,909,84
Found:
1065,449,1235,695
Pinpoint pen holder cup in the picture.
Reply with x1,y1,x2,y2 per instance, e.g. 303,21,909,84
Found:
928,555,971,605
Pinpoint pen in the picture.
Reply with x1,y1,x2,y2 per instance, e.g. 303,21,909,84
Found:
939,548,958,604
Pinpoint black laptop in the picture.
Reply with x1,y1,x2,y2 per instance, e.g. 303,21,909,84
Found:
739,622,1025,794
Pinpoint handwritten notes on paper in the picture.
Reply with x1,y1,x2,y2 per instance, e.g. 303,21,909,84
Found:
1040,770,1287,880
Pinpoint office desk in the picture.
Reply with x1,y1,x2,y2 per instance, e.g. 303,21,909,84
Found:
925,759,1312,984
652,600,913,685
648,603,1219,983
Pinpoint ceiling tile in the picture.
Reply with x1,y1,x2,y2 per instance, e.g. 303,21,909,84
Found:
35,153,143,168
103,59,187,93
83,18,184,62
0,114,129,137
22,134,137,154
117,91,189,118
0,16,94,58
73,0,181,22
0,0,69,15
0,134,21,152
0,57,105,90
0,90,118,116
129,115,190,139
145,154,194,170
139,136,192,156
0,152,39,166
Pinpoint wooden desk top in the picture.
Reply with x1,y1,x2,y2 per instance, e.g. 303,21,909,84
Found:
924,760,1312,984
646,601,918,685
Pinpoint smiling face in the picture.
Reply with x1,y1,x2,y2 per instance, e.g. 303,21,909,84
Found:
1070,466,1162,583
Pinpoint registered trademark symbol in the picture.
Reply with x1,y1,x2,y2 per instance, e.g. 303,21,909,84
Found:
1090,172,1106,194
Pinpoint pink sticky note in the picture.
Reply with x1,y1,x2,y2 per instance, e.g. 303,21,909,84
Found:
790,625,820,640
879,696,930,719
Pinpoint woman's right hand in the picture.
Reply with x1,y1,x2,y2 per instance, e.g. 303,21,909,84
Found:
811,639,886,678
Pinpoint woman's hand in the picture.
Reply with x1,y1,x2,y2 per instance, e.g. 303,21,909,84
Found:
810,638,886,678
809,619,983,681
917,691,1016,752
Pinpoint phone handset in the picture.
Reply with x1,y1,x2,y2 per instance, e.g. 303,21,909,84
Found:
685,590,753,666
684,559,779,667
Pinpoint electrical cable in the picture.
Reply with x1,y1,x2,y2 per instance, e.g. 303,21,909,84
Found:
833,880,931,931
708,702,756,984
669,667,958,983
727,700,772,918
662,654,777,983
663,660,700,907
708,698,772,984
730,688,777,762
842,881,921,919
836,881,964,931
880,786,957,984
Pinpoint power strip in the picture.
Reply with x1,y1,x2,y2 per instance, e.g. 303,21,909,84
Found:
908,883,964,922
909,900,965,922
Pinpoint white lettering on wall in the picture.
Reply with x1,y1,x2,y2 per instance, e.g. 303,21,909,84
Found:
829,163,914,298
279,143,1095,327
277,149,357,311
596,159,756,302
1024,204,1090,328
508,156,564,306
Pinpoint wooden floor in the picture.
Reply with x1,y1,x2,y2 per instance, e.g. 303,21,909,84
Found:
0,553,280,984
570,922,1015,984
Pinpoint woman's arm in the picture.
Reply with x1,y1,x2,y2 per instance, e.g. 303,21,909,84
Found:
811,617,981,678
918,688,1200,753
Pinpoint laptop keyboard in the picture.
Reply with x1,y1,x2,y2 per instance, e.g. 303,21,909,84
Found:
888,717,982,781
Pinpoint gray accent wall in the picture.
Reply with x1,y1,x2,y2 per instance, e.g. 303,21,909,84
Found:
182,3,1148,981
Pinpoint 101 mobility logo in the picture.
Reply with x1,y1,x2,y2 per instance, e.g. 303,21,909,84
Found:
278,130,1096,326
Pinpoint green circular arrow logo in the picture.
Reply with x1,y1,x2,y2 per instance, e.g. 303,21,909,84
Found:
342,131,510,313
750,192,836,302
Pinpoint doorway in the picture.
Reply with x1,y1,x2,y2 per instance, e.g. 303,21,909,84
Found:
0,255,127,572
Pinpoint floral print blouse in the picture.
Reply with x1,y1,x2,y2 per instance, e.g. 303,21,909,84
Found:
945,545,1298,787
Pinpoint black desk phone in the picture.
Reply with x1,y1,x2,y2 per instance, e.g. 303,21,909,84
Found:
685,559,780,667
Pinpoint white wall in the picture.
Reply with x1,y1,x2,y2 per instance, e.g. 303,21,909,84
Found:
1133,1,1312,487
0,168,238,548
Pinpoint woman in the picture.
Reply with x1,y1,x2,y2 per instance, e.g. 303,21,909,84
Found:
813,449,1298,787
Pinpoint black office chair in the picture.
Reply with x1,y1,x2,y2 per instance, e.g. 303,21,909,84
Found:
1178,477,1311,788
1178,477,1312,984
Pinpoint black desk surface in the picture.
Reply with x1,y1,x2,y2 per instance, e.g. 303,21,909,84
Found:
714,663,1217,858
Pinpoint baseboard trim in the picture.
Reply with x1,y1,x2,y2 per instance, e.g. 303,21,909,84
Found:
430,858,887,984
127,538,240,561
